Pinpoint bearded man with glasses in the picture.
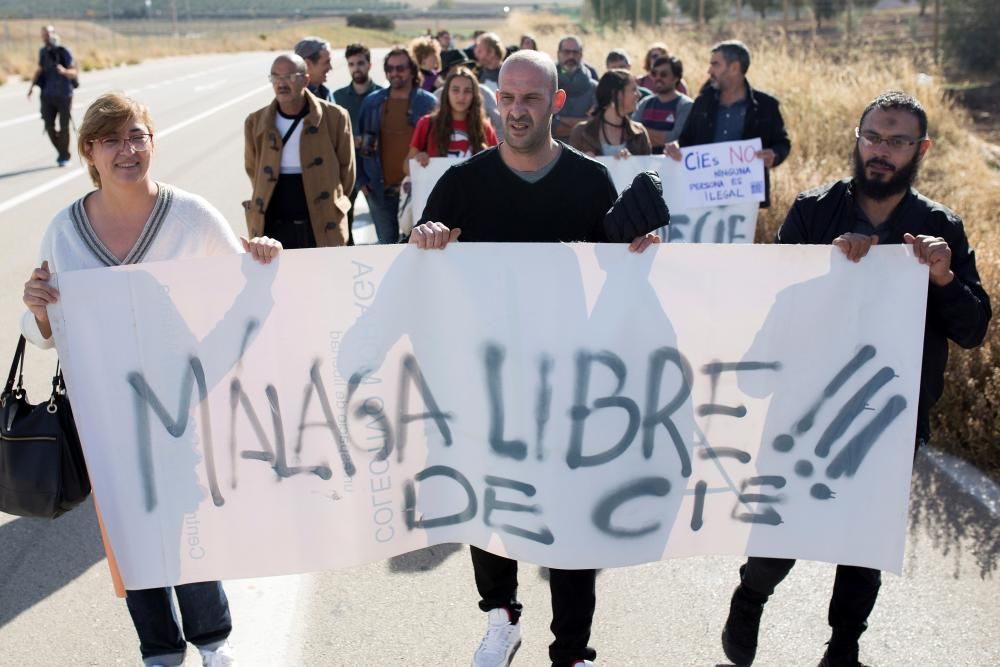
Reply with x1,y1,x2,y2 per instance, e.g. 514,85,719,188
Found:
719,90,991,667
243,53,355,250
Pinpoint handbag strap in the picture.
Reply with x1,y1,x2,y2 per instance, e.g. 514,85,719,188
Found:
5,335,26,395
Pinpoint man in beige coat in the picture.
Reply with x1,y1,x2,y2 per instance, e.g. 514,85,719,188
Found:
244,53,355,248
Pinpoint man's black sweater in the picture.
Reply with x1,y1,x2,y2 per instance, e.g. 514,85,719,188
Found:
419,144,618,242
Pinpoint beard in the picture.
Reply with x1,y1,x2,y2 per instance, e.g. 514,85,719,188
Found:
852,144,920,201
351,71,369,84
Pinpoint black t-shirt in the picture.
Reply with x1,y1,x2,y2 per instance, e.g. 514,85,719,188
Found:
420,143,617,242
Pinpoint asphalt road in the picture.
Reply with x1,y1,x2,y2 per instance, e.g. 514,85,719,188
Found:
0,51,998,667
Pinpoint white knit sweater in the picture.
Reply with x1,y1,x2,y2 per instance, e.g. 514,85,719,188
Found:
21,183,242,349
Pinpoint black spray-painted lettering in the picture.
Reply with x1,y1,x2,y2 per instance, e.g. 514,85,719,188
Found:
642,347,693,476
484,344,528,461
483,475,554,545
567,350,640,469
396,355,454,462
127,356,218,511
592,477,672,537
403,465,476,530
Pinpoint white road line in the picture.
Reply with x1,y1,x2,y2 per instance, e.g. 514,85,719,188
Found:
0,84,269,215
0,61,256,129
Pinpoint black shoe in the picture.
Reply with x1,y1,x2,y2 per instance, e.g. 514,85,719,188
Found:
721,585,765,666
817,642,869,667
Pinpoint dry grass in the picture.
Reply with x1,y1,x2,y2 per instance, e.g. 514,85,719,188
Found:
504,13,1000,477
2,12,996,476
0,17,417,82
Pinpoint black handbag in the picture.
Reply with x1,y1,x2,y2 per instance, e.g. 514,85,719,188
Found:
0,335,90,518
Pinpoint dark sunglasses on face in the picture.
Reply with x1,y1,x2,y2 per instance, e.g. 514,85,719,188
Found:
385,64,410,73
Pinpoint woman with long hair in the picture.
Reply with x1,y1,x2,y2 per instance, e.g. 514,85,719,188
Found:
569,69,651,159
21,92,280,667
405,66,498,171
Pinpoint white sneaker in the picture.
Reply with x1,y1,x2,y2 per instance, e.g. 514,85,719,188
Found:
570,661,595,666
199,640,237,667
471,608,522,667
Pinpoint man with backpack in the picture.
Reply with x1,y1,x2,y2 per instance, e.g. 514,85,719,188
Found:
28,25,78,167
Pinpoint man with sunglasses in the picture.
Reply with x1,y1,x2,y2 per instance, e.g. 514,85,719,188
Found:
632,55,692,153
719,91,991,667
356,46,437,244
244,53,355,250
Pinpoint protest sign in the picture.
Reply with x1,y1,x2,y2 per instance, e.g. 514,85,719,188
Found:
51,244,926,588
409,157,463,227
673,138,766,209
409,147,762,244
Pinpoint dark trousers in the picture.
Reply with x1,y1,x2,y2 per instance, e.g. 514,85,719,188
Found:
366,187,401,245
346,187,359,246
125,582,232,665
40,94,72,161
740,556,882,644
471,546,597,667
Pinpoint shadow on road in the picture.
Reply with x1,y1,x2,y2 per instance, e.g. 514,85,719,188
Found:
0,165,60,180
0,497,105,628
908,449,999,579
388,542,464,573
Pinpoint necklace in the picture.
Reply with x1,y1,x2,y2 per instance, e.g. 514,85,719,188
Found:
600,114,626,145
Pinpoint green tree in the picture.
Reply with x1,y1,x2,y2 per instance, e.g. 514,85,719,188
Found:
944,0,1000,73
749,0,778,19
677,0,725,23
590,0,668,25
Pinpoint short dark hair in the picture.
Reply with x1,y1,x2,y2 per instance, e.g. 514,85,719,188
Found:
858,90,929,138
345,43,371,62
652,55,682,80
294,37,330,63
712,40,750,74
606,48,630,67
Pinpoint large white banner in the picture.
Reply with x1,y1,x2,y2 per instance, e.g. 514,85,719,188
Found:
51,244,926,589
410,144,761,244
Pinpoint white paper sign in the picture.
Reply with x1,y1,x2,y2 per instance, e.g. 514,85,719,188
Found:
409,157,463,227
674,138,766,209
51,244,926,589
407,153,761,244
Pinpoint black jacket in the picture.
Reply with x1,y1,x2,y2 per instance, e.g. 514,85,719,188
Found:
777,179,992,443
679,80,791,207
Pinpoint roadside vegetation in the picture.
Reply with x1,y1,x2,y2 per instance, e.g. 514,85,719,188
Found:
2,7,996,478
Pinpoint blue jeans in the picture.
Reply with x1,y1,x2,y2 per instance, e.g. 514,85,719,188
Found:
366,187,401,244
125,582,232,666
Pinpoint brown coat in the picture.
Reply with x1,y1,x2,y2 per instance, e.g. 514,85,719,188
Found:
569,115,651,157
243,90,355,247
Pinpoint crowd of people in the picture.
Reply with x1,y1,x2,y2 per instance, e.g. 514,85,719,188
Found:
20,23,991,667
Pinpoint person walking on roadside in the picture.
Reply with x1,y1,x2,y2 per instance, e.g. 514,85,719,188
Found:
244,54,355,249
552,36,596,141
569,69,650,158
632,55,692,153
665,40,789,208
409,50,661,667
356,47,436,244
406,66,498,172
295,36,335,102
719,91,990,667
333,43,384,244
27,24,77,167
21,92,282,667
